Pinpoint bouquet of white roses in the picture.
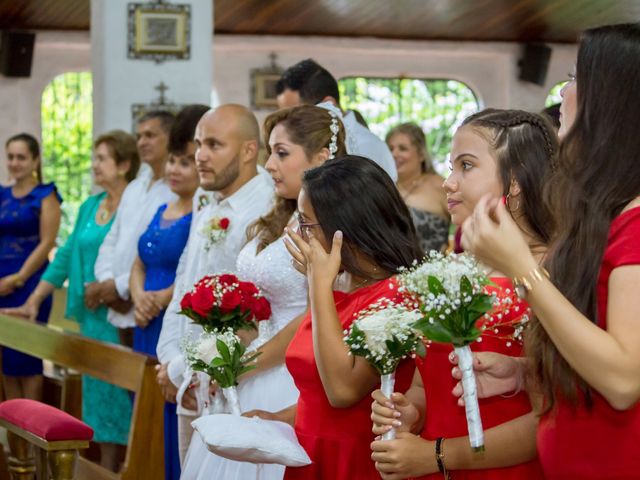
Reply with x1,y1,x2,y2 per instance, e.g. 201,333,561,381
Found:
344,299,424,440
184,328,260,415
399,252,496,452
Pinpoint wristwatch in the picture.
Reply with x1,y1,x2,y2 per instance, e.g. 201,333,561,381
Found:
513,266,549,299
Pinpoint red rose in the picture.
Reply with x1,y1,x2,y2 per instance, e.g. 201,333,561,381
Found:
239,281,259,297
191,286,215,317
218,274,238,286
218,217,230,230
180,291,193,311
220,289,243,313
251,296,272,321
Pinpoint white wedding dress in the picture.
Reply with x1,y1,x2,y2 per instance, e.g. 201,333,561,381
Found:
181,235,307,479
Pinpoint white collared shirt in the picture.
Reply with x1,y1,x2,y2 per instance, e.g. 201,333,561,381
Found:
94,167,176,328
342,111,398,182
156,170,275,387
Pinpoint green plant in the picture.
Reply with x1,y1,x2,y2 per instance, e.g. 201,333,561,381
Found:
41,72,93,244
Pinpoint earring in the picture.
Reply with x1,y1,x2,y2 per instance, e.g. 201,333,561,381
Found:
506,193,520,211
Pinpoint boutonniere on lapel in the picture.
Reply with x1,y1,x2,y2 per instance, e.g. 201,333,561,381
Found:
200,216,231,251
197,193,210,212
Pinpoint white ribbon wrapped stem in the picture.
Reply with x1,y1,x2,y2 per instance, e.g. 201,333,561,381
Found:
210,383,226,414
381,371,397,441
223,386,242,416
454,345,485,452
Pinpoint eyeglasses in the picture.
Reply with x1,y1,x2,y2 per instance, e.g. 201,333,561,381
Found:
295,212,320,240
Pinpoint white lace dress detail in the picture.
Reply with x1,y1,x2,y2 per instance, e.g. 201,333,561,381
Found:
239,236,308,351
182,235,308,480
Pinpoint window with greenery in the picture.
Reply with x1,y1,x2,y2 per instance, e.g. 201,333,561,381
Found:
338,77,480,175
41,72,93,244
546,80,567,107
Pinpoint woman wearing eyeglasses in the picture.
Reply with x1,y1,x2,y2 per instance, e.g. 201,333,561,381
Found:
182,105,347,480
248,156,423,480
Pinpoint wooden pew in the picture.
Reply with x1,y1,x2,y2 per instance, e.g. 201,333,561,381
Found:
0,314,165,480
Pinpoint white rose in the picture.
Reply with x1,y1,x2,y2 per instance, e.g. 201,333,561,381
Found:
196,334,219,365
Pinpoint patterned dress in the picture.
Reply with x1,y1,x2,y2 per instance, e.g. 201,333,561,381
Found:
408,206,450,253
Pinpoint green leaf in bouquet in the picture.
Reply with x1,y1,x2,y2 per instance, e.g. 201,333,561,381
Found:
243,351,261,365
419,323,454,344
427,275,446,296
450,326,481,347
415,340,427,358
467,294,493,315
210,357,226,368
216,338,232,364
385,338,401,357
239,364,257,376
223,365,236,386
460,275,474,300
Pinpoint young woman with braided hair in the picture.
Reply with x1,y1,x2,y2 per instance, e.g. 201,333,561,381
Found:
459,23,640,479
370,109,557,480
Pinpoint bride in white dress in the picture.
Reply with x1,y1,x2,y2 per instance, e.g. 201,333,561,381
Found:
181,104,348,479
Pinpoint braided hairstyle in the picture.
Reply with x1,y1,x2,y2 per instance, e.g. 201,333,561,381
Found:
461,108,558,246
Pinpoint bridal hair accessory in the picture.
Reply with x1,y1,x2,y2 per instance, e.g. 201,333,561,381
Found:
328,109,339,159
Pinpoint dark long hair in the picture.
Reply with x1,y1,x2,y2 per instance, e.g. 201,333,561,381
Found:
302,156,423,278
6,133,42,183
462,108,557,246
528,23,640,412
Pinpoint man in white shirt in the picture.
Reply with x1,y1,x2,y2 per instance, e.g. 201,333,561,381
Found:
276,58,398,182
89,111,177,345
155,104,274,460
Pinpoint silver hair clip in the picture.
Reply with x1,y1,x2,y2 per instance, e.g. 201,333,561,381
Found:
328,110,339,159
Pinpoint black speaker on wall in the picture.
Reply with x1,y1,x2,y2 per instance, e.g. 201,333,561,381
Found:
0,31,36,77
518,44,551,86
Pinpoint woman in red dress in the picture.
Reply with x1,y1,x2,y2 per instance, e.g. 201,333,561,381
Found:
370,109,558,479
252,156,423,479
460,24,640,480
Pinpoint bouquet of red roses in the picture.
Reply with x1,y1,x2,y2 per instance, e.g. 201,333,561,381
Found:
179,273,271,333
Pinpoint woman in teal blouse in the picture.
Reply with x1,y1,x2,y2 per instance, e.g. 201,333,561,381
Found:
6,130,141,472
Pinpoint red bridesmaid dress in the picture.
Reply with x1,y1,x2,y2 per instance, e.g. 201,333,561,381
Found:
284,279,415,480
537,207,640,479
414,277,543,479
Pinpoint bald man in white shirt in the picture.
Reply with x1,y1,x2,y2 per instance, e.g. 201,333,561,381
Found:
156,104,274,460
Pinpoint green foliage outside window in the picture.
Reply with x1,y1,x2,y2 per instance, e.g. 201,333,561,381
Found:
545,81,567,107
41,72,93,244
338,78,479,175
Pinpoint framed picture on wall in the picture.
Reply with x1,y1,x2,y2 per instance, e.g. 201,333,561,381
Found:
251,71,282,109
128,2,191,62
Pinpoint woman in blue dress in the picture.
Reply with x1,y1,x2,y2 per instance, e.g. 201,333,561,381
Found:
129,138,199,480
0,133,62,400
5,130,140,472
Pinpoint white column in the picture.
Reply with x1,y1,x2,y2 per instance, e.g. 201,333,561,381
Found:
91,0,213,135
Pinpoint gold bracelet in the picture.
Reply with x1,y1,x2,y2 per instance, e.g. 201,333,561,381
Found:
513,266,549,299
435,437,450,480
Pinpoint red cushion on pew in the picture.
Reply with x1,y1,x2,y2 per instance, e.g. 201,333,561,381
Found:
0,399,93,441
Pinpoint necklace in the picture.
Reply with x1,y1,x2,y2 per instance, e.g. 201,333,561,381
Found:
97,198,112,223
398,174,424,200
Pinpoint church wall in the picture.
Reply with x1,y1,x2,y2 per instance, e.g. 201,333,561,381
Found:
0,31,577,182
